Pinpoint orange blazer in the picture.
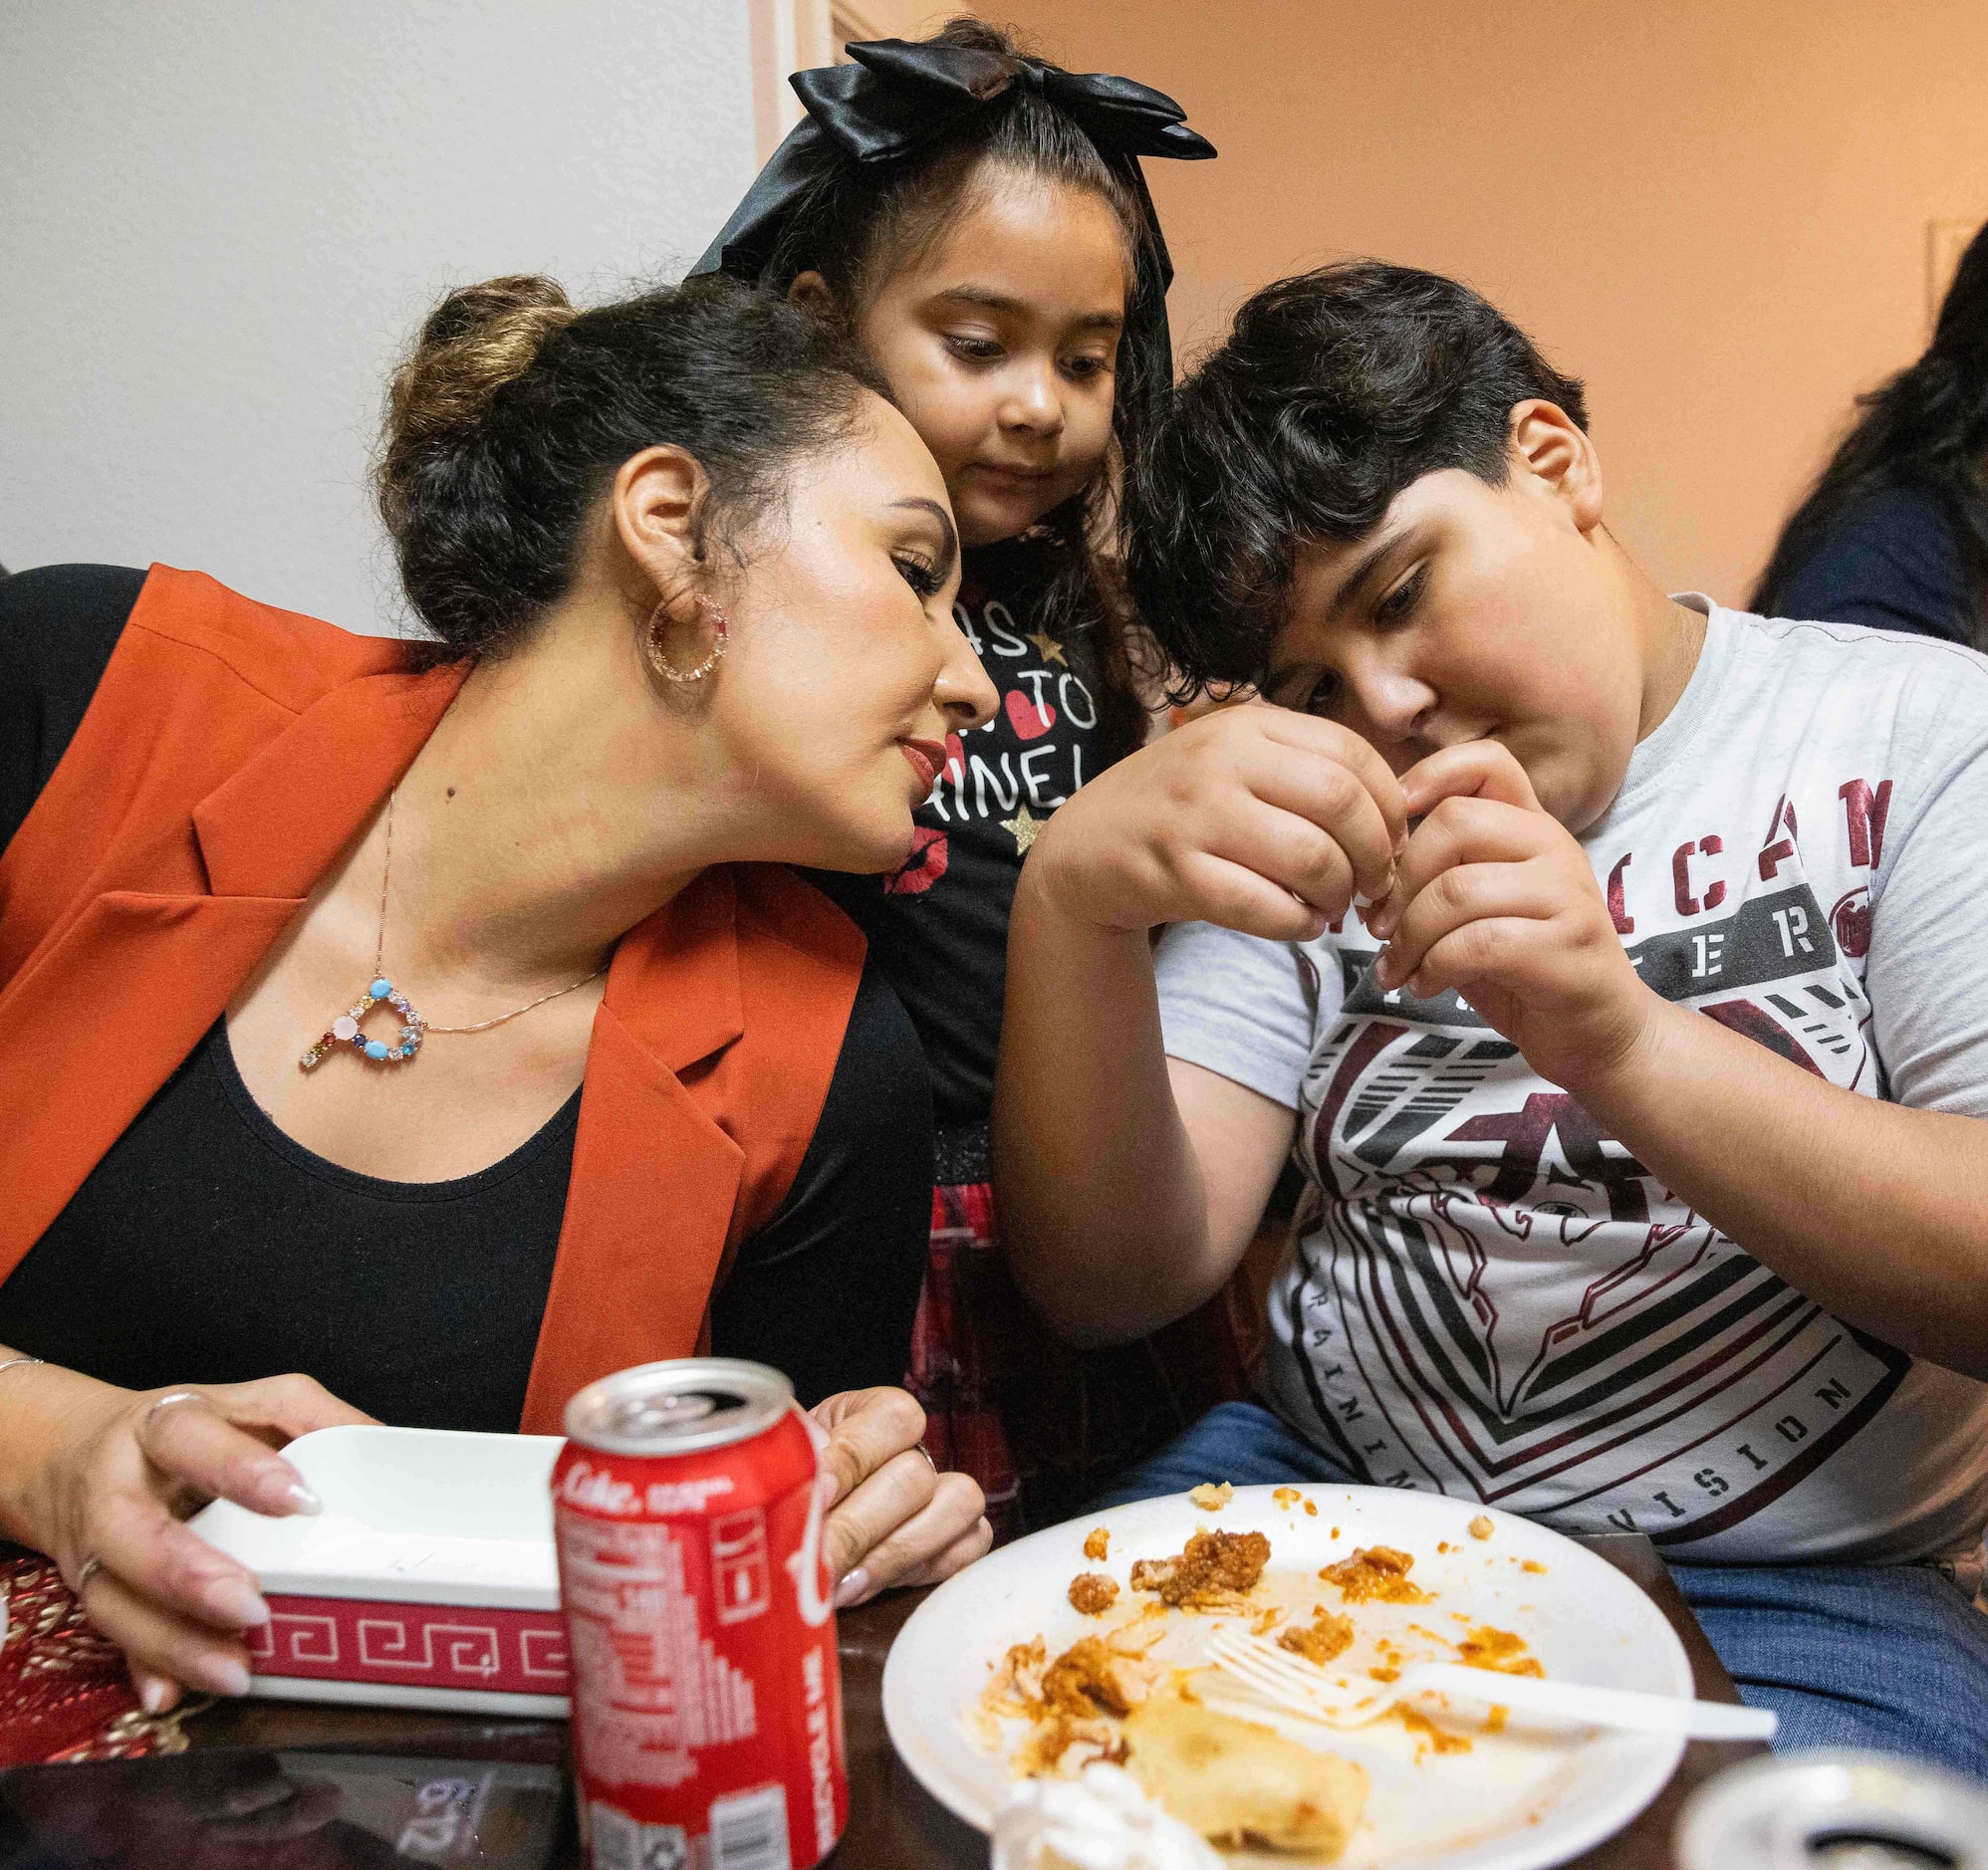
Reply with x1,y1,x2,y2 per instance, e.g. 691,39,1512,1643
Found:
0,567,865,1433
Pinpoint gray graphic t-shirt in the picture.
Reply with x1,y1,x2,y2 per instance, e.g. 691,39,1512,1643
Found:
1156,599,1988,1564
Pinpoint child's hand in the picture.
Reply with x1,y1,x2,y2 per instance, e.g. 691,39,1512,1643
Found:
1367,741,1654,1093
1028,705,1407,940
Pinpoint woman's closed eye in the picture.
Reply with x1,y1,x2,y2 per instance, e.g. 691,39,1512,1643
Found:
893,552,945,600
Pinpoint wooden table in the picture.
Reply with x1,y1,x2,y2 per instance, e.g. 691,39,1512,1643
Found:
186,1532,1760,1868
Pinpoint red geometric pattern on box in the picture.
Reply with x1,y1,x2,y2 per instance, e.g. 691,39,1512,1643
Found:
253,1593,569,1696
0,1546,185,1764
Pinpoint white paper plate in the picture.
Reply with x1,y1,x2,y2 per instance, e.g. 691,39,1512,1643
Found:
882,1485,1691,1869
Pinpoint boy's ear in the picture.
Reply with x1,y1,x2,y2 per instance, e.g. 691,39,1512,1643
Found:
1508,399,1605,535
788,270,840,327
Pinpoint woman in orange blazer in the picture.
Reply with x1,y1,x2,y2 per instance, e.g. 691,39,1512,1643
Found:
0,275,999,1711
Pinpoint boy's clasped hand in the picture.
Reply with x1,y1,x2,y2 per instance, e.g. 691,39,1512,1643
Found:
1033,710,1652,1098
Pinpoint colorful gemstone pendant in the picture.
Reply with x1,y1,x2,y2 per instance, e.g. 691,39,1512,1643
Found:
299,977,426,1070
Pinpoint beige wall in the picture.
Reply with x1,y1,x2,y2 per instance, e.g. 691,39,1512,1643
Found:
986,1,1988,604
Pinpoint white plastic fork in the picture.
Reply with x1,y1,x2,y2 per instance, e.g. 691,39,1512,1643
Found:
1205,1628,1777,1742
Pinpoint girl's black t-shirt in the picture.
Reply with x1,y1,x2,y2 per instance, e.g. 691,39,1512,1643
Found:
0,565,933,1425
814,540,1122,1136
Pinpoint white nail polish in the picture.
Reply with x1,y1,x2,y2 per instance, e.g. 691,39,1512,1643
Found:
833,1566,871,1610
138,1676,170,1716
283,1482,323,1516
205,1656,252,1697
205,1574,271,1627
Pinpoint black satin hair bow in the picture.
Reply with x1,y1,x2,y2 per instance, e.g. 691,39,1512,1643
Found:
692,36,1215,364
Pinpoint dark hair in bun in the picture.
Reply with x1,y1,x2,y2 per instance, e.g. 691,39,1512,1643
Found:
377,272,885,660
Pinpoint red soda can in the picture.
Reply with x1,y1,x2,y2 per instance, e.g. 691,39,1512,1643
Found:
553,1358,847,1870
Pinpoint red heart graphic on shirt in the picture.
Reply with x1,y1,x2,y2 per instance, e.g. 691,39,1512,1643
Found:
1005,690,1057,741
884,826,948,896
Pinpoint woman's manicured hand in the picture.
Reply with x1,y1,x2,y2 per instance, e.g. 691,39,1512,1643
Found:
22,1371,374,1715
1028,704,1408,941
810,1386,989,1609
1367,741,1655,1092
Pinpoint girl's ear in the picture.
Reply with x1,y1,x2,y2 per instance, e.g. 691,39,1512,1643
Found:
788,270,840,327
1509,398,1605,535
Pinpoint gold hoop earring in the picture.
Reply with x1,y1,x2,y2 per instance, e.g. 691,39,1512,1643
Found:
644,594,728,684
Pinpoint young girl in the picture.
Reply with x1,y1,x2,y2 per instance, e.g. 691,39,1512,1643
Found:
695,20,1234,1534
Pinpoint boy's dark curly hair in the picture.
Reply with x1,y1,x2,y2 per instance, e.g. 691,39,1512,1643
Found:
1125,261,1588,697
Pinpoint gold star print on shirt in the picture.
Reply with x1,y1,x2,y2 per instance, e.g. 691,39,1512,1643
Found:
1002,804,1045,854
1024,626,1067,666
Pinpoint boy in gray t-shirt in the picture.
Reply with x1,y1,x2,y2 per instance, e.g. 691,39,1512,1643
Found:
990,263,1988,1771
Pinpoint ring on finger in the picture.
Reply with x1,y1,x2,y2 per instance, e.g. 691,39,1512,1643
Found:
912,1444,938,1478
74,1553,104,1598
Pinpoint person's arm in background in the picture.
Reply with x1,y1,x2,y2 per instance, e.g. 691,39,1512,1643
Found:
1768,488,1969,643
993,707,1404,1344
0,565,145,851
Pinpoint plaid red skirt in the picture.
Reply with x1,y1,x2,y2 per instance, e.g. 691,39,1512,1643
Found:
0,1548,190,1765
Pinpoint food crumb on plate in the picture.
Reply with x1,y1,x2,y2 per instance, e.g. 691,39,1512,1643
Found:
1273,1486,1303,1509
1068,1572,1119,1616
1318,1545,1429,1604
1521,1558,1548,1573
1131,1529,1270,1607
1457,1625,1545,1677
1304,1500,1319,1516
1277,1605,1355,1665
1468,1515,1495,1540
1084,1526,1111,1561
1397,1707,1472,1757
1187,1482,1233,1511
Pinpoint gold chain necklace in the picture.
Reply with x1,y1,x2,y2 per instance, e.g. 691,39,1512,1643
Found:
299,790,605,1071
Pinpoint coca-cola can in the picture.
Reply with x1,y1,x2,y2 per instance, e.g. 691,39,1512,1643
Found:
1675,1749,1988,1868
553,1357,847,1870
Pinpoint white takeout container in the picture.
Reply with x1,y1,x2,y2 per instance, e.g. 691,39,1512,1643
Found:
190,1424,568,1715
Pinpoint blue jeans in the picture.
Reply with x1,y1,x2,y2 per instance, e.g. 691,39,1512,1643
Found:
1098,1399,1988,1779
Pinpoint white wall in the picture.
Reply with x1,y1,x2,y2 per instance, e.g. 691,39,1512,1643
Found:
1,1,760,634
